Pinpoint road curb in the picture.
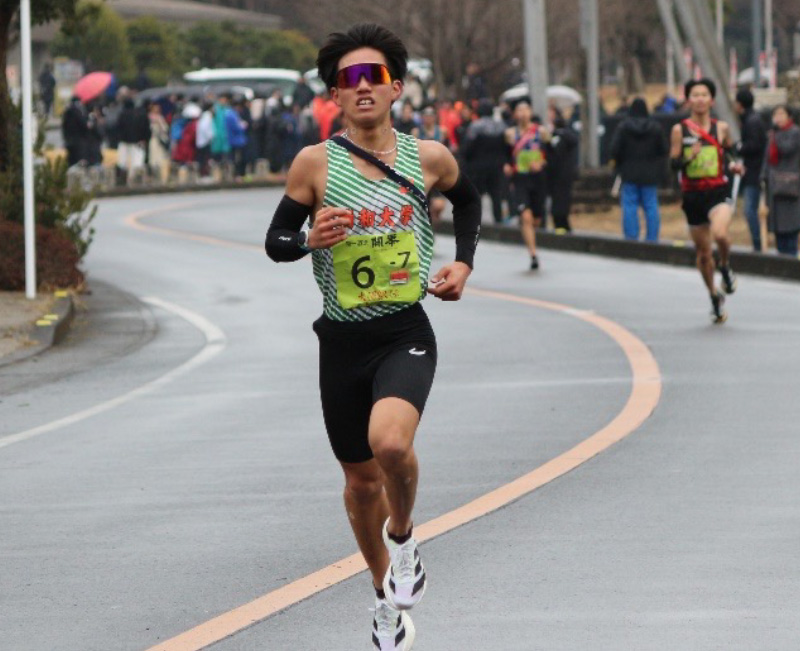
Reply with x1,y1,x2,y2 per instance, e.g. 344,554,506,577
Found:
92,184,799,282
0,291,75,368
435,221,800,282
95,179,284,199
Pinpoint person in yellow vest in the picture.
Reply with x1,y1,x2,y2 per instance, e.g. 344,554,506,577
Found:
670,78,743,324
505,100,550,269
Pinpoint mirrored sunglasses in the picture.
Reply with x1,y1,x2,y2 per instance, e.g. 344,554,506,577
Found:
336,63,392,89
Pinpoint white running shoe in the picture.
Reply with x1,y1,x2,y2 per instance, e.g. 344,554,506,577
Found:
372,598,415,651
382,519,427,610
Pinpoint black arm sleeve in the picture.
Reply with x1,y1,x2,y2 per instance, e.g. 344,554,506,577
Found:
265,195,312,263
441,171,481,269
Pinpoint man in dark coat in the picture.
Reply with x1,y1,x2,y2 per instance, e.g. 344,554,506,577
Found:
609,98,668,241
734,89,768,251
546,109,579,232
461,100,508,223
38,64,56,116
61,96,89,167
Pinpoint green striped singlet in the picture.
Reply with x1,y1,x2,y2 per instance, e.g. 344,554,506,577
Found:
312,132,434,322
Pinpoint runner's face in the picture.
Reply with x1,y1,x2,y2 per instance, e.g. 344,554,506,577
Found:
332,48,402,127
514,103,532,124
688,85,713,115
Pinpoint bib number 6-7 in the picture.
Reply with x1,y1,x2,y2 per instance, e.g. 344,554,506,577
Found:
332,231,421,309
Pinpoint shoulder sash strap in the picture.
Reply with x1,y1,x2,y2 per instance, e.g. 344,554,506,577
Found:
330,135,429,214
682,118,722,152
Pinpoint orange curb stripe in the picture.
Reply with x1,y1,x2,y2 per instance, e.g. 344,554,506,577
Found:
136,273,660,651
124,203,661,649
124,203,261,253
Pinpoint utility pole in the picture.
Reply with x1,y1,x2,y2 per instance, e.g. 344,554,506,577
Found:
21,0,36,299
672,0,740,140
522,0,549,123
764,0,773,67
580,0,599,167
716,0,724,47
752,0,762,86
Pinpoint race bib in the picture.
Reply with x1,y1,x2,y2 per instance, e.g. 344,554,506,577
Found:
332,231,421,309
516,148,544,173
684,145,719,179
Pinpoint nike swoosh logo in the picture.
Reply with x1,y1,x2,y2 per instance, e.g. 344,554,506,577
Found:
409,348,426,356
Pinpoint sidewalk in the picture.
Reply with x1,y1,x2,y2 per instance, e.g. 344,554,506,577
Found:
0,292,56,360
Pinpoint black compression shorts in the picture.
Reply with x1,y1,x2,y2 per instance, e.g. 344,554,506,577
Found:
513,172,547,218
313,303,437,464
682,187,729,227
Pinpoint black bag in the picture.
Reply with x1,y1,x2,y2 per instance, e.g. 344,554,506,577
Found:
771,170,800,200
330,135,430,216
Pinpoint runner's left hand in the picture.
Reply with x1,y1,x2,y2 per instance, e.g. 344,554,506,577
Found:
427,262,471,301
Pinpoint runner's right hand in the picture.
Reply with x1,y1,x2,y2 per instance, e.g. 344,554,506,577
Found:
307,207,351,249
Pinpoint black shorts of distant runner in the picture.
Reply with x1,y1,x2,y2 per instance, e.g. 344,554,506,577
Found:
682,186,729,227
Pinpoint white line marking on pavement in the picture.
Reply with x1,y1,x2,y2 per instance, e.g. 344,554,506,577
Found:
0,297,226,451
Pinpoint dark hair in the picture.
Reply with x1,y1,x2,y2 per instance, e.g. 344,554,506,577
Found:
476,99,494,118
772,104,796,122
685,78,716,99
316,23,408,90
735,88,754,109
629,97,648,118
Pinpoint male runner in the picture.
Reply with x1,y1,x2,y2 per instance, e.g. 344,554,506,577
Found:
670,78,742,323
265,23,481,650
504,100,549,269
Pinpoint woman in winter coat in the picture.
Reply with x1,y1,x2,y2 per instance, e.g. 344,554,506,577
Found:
761,106,800,257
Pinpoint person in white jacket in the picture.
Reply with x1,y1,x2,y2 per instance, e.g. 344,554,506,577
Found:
196,102,215,180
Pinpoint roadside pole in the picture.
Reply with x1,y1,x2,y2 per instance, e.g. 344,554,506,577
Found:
580,0,599,167
21,0,36,299
522,0,549,124
752,0,762,86
764,0,773,87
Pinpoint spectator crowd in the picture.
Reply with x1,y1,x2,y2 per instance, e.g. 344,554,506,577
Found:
59,62,799,257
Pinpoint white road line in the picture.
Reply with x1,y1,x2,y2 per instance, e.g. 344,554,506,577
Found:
0,297,226,451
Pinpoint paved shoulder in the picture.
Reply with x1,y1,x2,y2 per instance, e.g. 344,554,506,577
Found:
0,280,156,397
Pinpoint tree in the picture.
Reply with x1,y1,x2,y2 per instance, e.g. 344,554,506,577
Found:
127,16,181,87
180,21,316,71
0,0,80,170
51,1,134,80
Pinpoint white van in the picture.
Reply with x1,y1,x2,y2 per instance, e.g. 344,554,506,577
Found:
183,68,301,97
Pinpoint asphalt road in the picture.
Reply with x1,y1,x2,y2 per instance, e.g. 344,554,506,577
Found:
1,189,799,651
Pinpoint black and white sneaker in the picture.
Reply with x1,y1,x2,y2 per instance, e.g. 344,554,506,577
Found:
382,519,427,610
719,265,737,294
711,291,727,324
372,598,415,651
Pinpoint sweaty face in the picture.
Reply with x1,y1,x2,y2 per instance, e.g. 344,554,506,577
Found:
688,86,713,114
332,47,402,127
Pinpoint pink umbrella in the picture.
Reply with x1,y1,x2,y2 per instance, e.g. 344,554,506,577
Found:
72,72,114,103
